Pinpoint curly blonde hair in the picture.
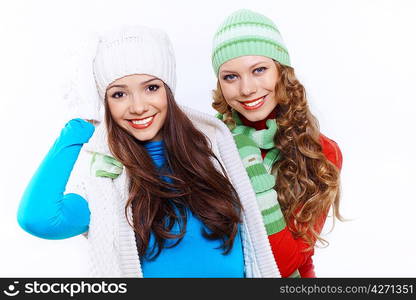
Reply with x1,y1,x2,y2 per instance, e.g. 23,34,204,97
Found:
212,62,342,249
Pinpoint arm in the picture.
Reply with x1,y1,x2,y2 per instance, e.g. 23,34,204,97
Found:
268,210,327,277
269,136,343,277
17,119,95,239
320,134,343,170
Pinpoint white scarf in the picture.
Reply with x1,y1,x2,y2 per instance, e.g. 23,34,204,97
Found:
65,106,280,278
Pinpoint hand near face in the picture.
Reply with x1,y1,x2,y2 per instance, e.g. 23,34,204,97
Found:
84,119,99,127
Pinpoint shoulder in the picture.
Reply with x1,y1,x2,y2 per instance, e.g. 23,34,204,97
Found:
319,134,343,170
179,105,232,141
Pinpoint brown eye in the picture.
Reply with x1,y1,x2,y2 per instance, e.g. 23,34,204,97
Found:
112,91,125,98
147,84,160,92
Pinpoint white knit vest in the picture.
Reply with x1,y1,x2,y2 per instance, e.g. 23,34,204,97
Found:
65,106,280,278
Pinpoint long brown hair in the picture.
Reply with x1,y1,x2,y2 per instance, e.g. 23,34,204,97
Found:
105,84,242,260
212,62,342,249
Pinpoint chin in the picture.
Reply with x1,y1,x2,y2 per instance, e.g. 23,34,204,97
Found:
247,115,265,122
131,133,154,142
241,111,270,122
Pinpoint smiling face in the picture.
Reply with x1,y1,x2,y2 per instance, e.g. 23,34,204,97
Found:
106,74,168,142
218,56,279,122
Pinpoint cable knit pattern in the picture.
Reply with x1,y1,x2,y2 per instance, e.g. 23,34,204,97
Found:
65,106,280,278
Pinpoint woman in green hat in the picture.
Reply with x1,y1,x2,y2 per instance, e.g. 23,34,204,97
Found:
211,9,343,277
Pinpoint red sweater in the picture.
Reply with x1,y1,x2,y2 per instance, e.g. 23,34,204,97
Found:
239,113,343,277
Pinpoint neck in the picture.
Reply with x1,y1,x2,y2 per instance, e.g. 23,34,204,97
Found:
143,140,166,169
239,109,277,130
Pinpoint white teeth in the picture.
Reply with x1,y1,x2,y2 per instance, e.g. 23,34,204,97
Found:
244,97,264,107
132,116,153,125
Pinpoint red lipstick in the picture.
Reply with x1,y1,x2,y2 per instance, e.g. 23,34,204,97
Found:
240,95,267,110
128,115,155,129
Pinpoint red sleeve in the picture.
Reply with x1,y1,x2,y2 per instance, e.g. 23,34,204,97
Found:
268,135,341,277
319,134,343,170
268,209,327,277
268,229,313,277
298,256,316,278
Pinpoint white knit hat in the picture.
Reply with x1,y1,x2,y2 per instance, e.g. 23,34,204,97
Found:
63,25,176,123
94,25,176,99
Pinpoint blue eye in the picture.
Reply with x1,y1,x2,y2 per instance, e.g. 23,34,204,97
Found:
254,67,267,74
111,91,125,98
223,74,237,81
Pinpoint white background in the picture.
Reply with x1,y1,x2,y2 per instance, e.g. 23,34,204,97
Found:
1,0,415,277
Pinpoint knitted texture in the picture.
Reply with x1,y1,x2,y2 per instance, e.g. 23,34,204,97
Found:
212,9,290,75
220,110,285,234
217,110,300,278
65,106,281,277
63,33,103,122
90,152,123,179
93,25,176,100
63,25,176,124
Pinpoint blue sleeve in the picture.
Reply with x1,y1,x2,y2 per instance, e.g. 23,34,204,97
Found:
17,118,95,239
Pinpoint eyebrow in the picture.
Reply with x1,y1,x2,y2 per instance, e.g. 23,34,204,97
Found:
107,84,127,89
107,77,161,90
220,61,271,74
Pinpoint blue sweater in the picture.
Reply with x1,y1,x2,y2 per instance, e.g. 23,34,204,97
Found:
17,119,244,278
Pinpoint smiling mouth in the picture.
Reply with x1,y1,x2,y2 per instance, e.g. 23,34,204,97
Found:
128,114,156,129
240,95,267,110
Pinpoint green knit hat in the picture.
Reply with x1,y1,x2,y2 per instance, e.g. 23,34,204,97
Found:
212,9,291,76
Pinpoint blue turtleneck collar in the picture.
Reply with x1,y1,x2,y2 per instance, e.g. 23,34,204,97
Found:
143,140,166,169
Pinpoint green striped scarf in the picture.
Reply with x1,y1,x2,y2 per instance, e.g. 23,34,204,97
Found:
218,110,300,278
90,151,123,179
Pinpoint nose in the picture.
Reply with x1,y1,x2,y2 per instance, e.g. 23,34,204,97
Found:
240,76,257,97
129,93,149,115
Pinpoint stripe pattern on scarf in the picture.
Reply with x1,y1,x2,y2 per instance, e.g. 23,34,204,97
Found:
217,110,300,278
90,152,123,179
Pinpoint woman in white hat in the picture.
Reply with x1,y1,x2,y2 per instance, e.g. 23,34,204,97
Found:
17,25,282,278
